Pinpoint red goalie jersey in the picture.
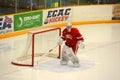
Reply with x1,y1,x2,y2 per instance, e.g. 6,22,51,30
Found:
61,27,84,54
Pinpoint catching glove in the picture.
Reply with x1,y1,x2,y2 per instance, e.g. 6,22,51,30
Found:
77,41,85,49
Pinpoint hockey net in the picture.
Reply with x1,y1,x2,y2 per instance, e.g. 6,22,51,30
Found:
11,28,61,66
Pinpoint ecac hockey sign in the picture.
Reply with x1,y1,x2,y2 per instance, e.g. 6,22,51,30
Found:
44,8,71,24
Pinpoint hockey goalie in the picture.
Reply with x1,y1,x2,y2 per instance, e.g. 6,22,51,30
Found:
58,22,85,67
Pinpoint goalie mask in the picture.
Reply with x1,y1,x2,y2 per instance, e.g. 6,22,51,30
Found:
66,22,72,32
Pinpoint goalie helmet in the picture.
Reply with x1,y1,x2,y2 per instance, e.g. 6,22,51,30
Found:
66,22,72,32
66,22,72,27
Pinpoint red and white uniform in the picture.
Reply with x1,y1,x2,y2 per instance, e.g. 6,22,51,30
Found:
61,28,84,54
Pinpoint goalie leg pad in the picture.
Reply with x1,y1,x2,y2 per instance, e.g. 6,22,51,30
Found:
60,60,68,65
60,52,69,65
60,54,69,65
65,46,80,67
71,56,80,67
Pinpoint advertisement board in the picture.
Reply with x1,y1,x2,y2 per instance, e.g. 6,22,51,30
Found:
0,16,14,35
43,7,72,25
14,11,43,31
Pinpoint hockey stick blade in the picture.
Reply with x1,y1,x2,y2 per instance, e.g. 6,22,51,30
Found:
49,49,53,52
48,45,58,53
